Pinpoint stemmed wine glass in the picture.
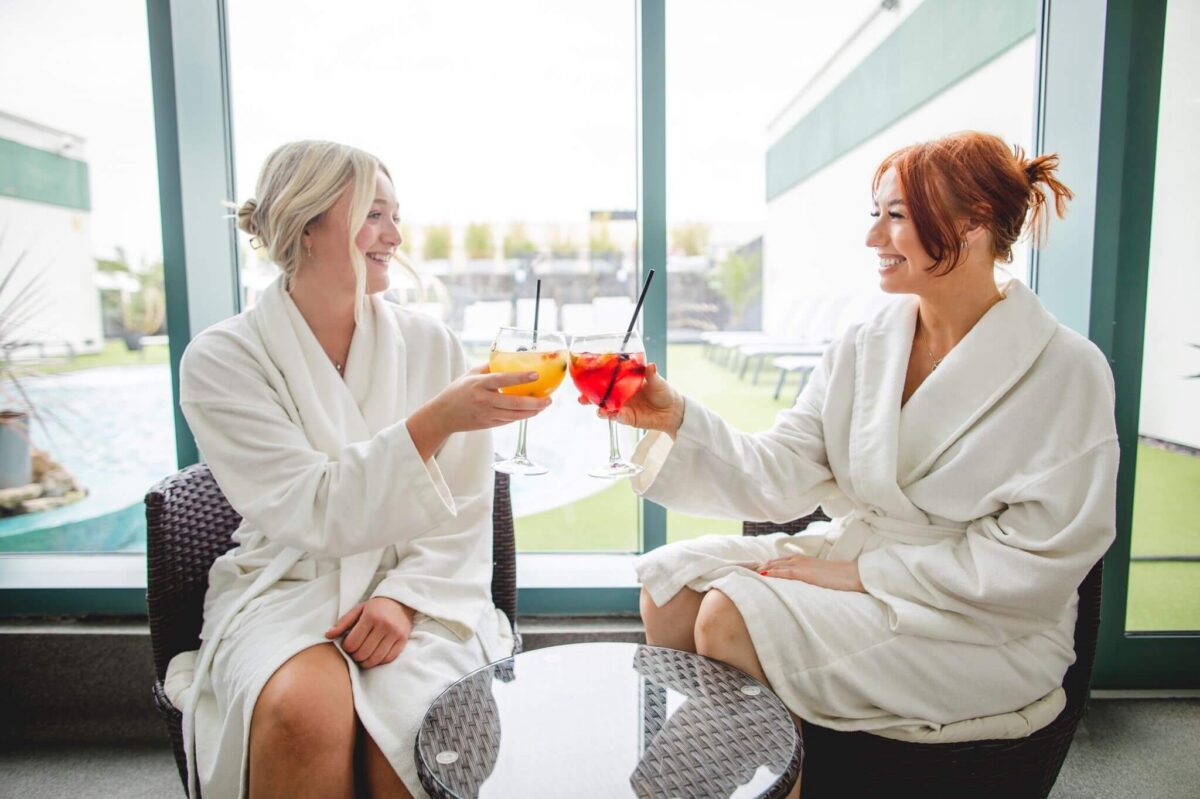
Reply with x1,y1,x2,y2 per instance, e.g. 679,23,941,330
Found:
490,327,568,476
568,331,648,478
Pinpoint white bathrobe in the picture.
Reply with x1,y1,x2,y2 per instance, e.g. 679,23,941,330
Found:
173,277,513,798
632,279,1118,742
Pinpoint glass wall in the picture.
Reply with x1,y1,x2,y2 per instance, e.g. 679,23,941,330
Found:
226,0,641,552
0,0,171,555
663,0,1040,543
1124,0,1200,633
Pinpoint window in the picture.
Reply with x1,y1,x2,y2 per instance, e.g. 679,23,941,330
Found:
0,0,170,559
663,0,1040,543
227,0,642,554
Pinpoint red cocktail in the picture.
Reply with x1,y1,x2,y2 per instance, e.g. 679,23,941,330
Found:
568,332,647,478
569,351,647,413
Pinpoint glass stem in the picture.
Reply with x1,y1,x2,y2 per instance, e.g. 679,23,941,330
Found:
514,418,530,460
607,418,623,464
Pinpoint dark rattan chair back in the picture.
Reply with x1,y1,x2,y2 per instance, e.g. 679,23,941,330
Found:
146,463,518,793
743,512,1103,799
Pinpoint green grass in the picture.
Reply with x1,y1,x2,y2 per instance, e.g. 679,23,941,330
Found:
1127,562,1200,632
1131,444,1200,556
16,339,169,376
516,343,1200,632
1126,443,1200,631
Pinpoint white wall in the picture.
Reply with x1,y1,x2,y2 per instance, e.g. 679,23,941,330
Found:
1138,0,1200,450
763,37,1037,331
0,195,103,355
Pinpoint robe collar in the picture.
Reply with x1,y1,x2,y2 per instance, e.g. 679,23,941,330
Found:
251,276,410,612
850,279,1058,518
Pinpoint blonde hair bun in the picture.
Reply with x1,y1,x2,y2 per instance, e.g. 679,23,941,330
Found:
236,198,259,237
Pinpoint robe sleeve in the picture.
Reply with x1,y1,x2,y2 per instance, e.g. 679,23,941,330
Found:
179,333,459,560
368,335,497,639
630,349,837,523
857,437,1119,645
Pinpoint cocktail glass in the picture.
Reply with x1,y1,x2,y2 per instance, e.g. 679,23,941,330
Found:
568,331,647,478
490,327,568,476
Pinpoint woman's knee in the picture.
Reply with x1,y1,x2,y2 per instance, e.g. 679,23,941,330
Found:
693,589,748,654
253,644,355,747
641,586,703,649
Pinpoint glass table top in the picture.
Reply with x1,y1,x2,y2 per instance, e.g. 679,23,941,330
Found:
416,642,801,799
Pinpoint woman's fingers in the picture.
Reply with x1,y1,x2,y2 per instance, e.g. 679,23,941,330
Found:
491,393,551,412
341,615,373,654
477,371,540,391
351,626,388,664
324,603,363,639
371,637,407,669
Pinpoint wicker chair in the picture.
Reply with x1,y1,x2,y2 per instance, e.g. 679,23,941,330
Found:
146,463,520,794
744,512,1102,799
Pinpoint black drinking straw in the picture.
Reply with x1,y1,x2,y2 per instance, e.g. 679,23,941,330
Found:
598,269,656,409
620,268,655,351
532,279,542,346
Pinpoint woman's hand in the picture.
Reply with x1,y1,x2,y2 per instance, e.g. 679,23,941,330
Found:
407,365,550,460
755,555,866,592
578,363,685,437
325,597,415,669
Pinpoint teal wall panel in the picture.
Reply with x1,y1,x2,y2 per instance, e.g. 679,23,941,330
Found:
0,137,91,211
766,0,1037,200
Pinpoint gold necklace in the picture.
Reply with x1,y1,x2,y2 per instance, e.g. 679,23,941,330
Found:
920,327,943,370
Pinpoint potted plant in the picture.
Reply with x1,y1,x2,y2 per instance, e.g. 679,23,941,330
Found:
0,253,44,489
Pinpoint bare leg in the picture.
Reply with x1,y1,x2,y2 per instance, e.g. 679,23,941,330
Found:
693,590,802,798
363,732,414,799
249,643,356,799
640,586,705,652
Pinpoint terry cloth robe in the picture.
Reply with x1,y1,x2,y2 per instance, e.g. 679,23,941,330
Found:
171,276,513,798
632,279,1118,742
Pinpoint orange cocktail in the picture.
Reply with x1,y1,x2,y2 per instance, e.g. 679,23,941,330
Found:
489,327,568,476
490,349,568,398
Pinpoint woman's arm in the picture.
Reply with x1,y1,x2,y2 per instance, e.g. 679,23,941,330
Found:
180,332,544,559
618,349,838,523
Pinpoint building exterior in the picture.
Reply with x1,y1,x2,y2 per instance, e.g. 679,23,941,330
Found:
0,110,103,357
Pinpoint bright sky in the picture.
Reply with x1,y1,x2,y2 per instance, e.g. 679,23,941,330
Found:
0,0,878,264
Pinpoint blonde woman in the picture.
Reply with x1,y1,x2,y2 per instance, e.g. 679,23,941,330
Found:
173,141,548,798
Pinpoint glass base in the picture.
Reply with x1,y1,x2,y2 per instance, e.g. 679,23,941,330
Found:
493,455,549,476
587,459,644,479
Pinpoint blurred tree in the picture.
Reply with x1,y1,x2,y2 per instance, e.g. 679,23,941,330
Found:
423,225,452,261
503,224,536,259
671,222,710,257
715,250,761,326
464,222,494,260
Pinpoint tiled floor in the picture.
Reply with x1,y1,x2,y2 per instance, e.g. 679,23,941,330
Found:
2,699,1197,798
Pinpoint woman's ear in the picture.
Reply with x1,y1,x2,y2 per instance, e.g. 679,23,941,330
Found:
962,222,990,249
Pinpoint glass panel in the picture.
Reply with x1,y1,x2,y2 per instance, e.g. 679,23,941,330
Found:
664,0,1038,543
1125,0,1200,633
0,0,170,555
227,0,639,552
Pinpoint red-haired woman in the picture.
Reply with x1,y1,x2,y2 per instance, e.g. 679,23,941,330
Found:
596,132,1117,764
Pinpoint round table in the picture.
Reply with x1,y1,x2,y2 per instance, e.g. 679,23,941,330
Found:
416,642,802,798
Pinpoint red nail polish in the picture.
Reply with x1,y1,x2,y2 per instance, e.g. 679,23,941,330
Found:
759,570,769,576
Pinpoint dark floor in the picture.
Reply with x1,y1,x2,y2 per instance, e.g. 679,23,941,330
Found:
3,699,1197,798
1,621,1197,798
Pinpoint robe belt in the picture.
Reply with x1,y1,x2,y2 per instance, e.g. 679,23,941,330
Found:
825,508,967,562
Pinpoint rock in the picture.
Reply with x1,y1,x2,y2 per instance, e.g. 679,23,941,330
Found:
0,483,43,510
